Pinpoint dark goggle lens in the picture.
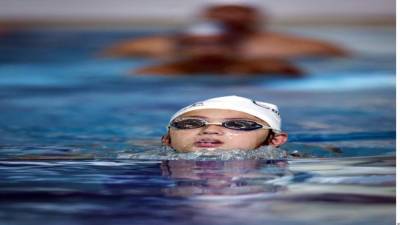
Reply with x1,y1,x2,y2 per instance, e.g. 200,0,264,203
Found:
222,120,263,131
171,119,264,131
170,119,205,129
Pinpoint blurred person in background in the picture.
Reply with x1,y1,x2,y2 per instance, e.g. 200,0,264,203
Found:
134,22,302,76
203,0,347,59
102,0,346,59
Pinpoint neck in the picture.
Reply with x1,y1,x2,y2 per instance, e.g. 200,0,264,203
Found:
225,24,259,38
192,56,237,65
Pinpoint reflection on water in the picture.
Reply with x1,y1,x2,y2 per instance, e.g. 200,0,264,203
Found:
160,160,288,197
0,156,395,225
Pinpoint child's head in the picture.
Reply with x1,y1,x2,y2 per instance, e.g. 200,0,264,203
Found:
162,96,288,152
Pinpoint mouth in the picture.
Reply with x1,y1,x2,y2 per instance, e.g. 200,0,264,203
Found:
194,139,224,148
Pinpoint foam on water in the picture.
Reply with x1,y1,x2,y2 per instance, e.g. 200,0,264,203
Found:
117,146,288,160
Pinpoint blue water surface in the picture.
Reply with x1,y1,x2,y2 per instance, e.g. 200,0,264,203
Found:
0,26,395,225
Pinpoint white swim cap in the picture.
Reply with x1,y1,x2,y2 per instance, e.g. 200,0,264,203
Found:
169,96,282,132
184,22,224,37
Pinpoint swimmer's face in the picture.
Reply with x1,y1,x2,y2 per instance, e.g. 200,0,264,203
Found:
163,109,286,152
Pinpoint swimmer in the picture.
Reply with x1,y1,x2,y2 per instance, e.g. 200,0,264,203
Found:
203,1,347,58
162,96,288,152
102,1,346,59
134,22,302,75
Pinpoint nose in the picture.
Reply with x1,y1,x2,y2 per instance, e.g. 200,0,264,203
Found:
200,124,224,135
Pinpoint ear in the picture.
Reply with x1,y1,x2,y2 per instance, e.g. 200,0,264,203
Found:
161,133,171,146
269,132,288,147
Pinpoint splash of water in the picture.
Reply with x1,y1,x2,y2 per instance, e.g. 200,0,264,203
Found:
117,146,287,160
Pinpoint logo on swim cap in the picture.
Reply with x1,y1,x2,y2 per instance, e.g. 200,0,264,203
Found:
191,102,204,107
252,100,280,116
179,101,204,112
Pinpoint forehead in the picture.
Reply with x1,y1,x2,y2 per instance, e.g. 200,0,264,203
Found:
179,109,266,123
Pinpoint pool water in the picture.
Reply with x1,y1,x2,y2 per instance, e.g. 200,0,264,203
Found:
0,26,395,225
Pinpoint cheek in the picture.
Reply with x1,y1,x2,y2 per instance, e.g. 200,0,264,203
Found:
223,131,267,148
169,130,198,147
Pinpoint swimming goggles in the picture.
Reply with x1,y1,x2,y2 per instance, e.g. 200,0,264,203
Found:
169,118,271,131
